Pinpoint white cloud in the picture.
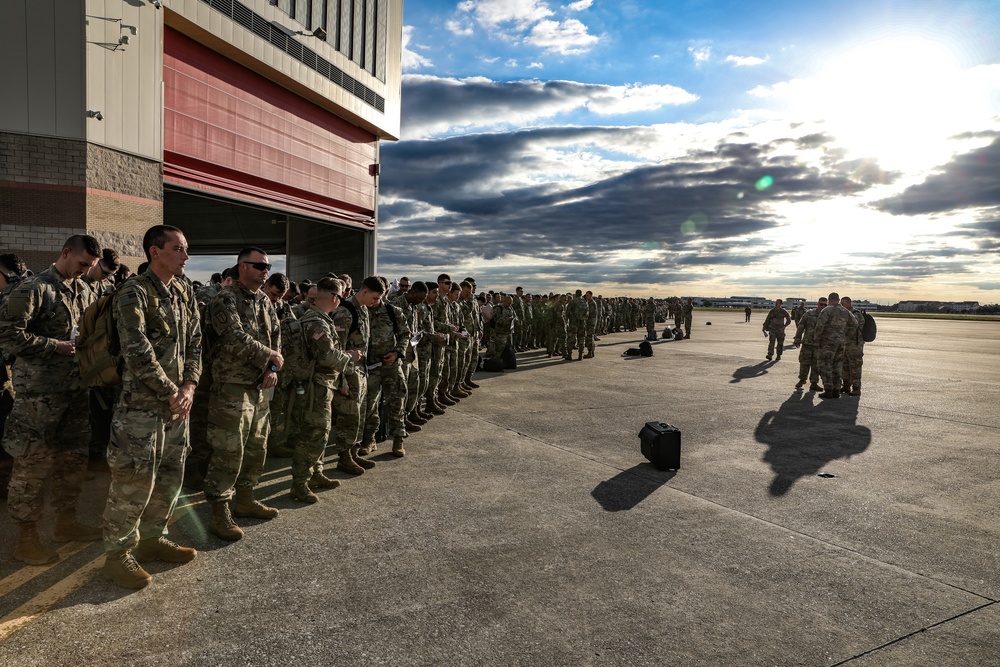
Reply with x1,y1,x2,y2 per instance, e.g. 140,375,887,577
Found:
446,19,475,36
457,0,554,29
725,54,767,67
564,0,593,10
689,45,711,64
528,62,545,69
587,83,699,115
401,26,433,71
527,18,599,55
506,59,519,67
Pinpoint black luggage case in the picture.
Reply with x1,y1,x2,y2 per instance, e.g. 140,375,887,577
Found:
638,421,681,470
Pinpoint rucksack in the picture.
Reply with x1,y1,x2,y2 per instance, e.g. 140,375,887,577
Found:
862,312,877,342
278,316,315,386
501,343,517,369
482,356,505,372
639,340,653,357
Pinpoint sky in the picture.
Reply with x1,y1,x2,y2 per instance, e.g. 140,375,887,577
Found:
371,0,1000,303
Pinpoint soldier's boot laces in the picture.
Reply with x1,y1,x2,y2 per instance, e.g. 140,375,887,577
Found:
232,488,279,520
351,447,376,470
309,472,341,489
102,550,151,590
209,501,244,541
13,523,59,566
290,483,318,504
392,435,406,458
133,536,197,563
53,514,102,543
337,450,365,475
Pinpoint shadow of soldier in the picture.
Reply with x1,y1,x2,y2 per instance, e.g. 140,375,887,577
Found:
591,464,676,511
731,360,775,383
755,391,871,496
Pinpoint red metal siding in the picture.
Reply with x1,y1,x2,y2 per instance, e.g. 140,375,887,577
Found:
163,28,376,228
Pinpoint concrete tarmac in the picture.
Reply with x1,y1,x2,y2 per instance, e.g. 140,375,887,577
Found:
0,315,997,665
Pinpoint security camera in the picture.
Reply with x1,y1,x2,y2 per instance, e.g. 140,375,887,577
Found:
88,111,103,121
122,24,138,36
151,0,162,8
118,35,131,46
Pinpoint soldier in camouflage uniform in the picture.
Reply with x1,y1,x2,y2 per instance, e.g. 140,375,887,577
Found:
793,296,827,391
203,247,283,541
673,300,683,334
0,235,101,565
762,299,791,360
488,295,515,359
430,275,460,407
682,297,694,339
813,292,859,399
331,276,384,474
791,300,806,326
643,297,657,341
0,253,29,498
444,283,469,399
458,280,481,390
584,291,598,358
841,297,865,396
566,290,588,361
81,248,121,468
101,226,202,589
547,293,567,357
391,281,429,430
511,287,525,351
361,285,410,457
420,284,446,416
289,278,358,503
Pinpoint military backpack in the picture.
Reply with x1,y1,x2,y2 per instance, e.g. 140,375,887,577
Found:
278,315,315,386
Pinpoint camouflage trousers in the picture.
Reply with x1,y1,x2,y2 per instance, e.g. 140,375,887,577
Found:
767,330,786,357
3,391,89,524
645,318,656,340
417,343,434,401
684,315,693,336
468,335,481,377
363,362,406,441
292,382,334,484
843,343,864,390
204,382,270,502
445,343,460,388
427,343,446,397
547,323,566,355
586,322,596,353
458,338,472,381
797,343,821,384
568,320,586,353
401,359,420,413
267,382,296,449
186,371,213,475
103,404,188,552
332,371,367,452
488,332,511,359
817,342,845,391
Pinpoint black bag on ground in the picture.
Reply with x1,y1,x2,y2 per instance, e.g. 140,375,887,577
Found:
483,356,505,372
638,421,681,470
639,340,653,357
501,343,517,369
862,312,877,342
623,348,641,356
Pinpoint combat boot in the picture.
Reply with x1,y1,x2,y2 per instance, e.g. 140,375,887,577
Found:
809,382,822,392
849,386,862,396
583,350,594,359
404,416,422,432
451,385,470,398
13,523,59,566
391,435,406,458
426,397,445,416
818,390,840,400
795,379,806,388
102,550,151,590
133,536,197,563
577,348,584,361
351,447,376,470
209,501,244,541
53,513,102,542
337,449,365,475
290,483,318,504
309,472,341,489
232,488,279,520
460,381,475,392
409,410,428,425
437,390,456,406
357,436,377,456
464,374,480,389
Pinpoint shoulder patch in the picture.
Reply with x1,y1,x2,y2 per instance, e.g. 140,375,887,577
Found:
118,290,141,307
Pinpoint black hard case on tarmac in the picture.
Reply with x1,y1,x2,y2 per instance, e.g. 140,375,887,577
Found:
638,422,681,470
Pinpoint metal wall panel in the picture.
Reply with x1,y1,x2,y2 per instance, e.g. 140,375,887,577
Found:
0,1,30,130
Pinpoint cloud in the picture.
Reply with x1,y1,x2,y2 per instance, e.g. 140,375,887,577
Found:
401,26,433,71
689,45,711,64
527,62,544,69
564,0,593,10
725,54,767,67
453,0,599,56
400,75,698,138
526,18,600,55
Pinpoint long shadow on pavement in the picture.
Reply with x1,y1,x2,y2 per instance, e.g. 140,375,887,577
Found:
731,360,776,383
755,390,871,496
592,464,676,511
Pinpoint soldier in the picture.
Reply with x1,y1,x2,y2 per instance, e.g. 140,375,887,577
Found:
793,296,827,391
763,299,791,361
643,297,657,341
841,296,865,396
289,278,359,503
263,273,292,320
673,299,683,334
584,291,598,358
488,294,515,359
458,280,481,390
445,282,469,399
791,300,806,327
203,247,283,541
81,248,120,298
0,253,28,497
547,293,567,358
101,225,202,589
813,292,859,399
331,276,385,474
420,284,447,416
392,281,429,430
361,281,410,457
81,247,121,471
567,290,588,361
431,275,460,407
0,235,101,565
682,297,694,339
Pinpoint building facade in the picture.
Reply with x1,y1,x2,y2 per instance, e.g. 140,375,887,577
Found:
1,0,402,279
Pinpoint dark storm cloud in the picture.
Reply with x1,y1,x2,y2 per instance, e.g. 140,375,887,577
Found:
876,137,1000,215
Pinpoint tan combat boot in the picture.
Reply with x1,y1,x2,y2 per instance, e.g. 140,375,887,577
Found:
391,436,406,458
13,522,59,566
133,536,197,563
53,513,102,542
232,488,279,520
357,436,377,456
309,472,341,489
351,447,376,470
209,501,244,541
102,550,151,589
290,483,318,504
337,449,365,475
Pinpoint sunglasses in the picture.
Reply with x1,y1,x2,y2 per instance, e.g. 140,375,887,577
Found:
243,261,272,271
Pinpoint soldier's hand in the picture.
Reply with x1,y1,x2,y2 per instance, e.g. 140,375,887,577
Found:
55,341,76,356
261,370,279,389
269,351,285,370
347,350,363,363
339,379,350,396
168,391,191,418
382,351,399,366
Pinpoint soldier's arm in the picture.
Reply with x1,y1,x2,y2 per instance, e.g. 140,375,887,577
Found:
0,283,59,358
116,285,179,400
392,304,411,351
183,285,202,387
331,307,351,349
209,291,272,369
310,323,355,375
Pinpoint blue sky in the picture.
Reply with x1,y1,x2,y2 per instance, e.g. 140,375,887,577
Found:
366,0,1000,302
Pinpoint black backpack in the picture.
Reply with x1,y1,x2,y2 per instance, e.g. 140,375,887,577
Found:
639,340,653,357
862,312,877,342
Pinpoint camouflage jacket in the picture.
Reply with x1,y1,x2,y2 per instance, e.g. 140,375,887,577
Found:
845,309,865,348
460,295,481,335
587,299,598,324
682,302,694,318
643,302,655,321
117,269,202,412
0,264,95,393
414,301,436,356
549,301,566,327
333,294,370,354
299,305,355,389
432,292,451,333
368,301,409,364
447,298,464,346
492,304,514,333
814,303,859,347
794,308,823,346
195,283,220,310
81,274,116,299
791,304,806,322
568,297,588,322
208,283,280,386
763,307,791,333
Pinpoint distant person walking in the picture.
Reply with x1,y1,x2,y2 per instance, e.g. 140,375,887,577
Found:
744,306,752,322
763,299,791,361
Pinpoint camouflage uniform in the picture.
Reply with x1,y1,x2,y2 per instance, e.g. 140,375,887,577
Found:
586,298,598,355
643,301,656,340
331,295,370,452
415,301,436,407
763,306,791,359
842,309,865,392
203,284,280,502
488,304,514,358
429,292,451,397
814,303,859,394
444,297,462,389
103,270,201,553
0,265,94,524
567,295,588,355
390,294,421,415
291,306,355,484
673,302,683,332
460,294,482,378
268,306,301,453
362,301,409,442
682,300,694,337
791,302,806,325
185,284,220,482
547,299,567,356
793,307,823,386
